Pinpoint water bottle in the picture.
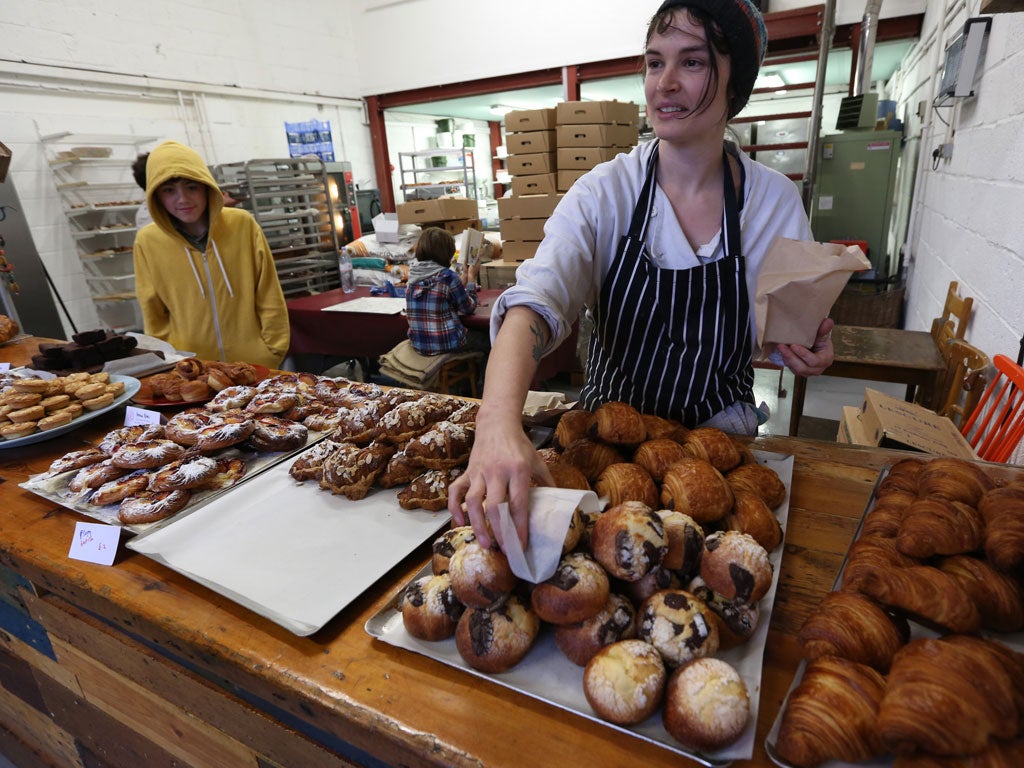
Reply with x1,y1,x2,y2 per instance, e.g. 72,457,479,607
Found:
338,247,355,293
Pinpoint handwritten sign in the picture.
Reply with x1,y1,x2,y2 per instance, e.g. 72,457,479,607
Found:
68,522,120,566
0,363,10,372
124,406,162,426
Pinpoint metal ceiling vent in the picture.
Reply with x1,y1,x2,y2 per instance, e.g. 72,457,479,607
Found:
836,0,883,130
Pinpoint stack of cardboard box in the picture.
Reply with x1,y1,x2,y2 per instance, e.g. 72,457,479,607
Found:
504,108,558,197
396,197,481,235
496,192,562,263
555,101,639,192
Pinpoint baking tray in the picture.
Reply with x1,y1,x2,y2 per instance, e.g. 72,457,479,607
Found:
20,432,327,535
763,463,1024,768
127,446,452,636
366,450,795,767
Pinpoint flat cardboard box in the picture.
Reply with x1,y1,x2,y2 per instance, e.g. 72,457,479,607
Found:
556,146,624,170
859,388,977,459
480,260,520,289
511,173,557,196
499,218,547,241
505,152,557,176
502,241,541,262
557,169,588,191
837,405,873,446
556,100,639,126
556,124,639,148
396,197,478,225
372,212,400,243
497,194,562,220
506,130,557,155
505,108,557,132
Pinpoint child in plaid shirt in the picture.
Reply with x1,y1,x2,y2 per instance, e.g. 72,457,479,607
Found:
406,227,484,355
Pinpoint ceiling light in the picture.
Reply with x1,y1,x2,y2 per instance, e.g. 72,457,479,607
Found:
756,72,786,89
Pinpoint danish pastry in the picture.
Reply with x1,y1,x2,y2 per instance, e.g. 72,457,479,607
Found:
593,462,658,509
659,457,734,524
588,401,646,447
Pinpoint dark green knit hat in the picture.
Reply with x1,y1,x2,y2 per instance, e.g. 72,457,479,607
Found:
654,0,768,118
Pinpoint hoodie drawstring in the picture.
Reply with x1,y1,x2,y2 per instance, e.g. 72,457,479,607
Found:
185,247,206,298
210,238,234,298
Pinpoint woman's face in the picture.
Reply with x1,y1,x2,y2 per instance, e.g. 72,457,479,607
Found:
644,11,731,145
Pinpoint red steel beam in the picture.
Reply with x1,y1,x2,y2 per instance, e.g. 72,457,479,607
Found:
489,121,505,199
364,95,395,212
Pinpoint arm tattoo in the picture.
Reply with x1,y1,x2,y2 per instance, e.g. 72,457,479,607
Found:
529,319,547,363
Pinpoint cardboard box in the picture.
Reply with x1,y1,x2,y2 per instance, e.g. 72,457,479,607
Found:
859,388,977,459
499,218,547,241
502,241,541,262
557,146,623,170
396,197,478,225
556,124,639,148
0,140,10,183
505,152,557,176
505,108,557,132
479,260,520,289
511,173,557,196
372,212,401,243
837,406,873,446
557,169,588,191
506,130,557,155
497,194,562,220
435,218,482,235
556,100,639,126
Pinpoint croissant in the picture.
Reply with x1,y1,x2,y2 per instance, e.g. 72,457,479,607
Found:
682,427,742,472
659,457,734,524
879,636,1018,757
977,490,1024,573
560,438,623,483
376,445,422,489
797,591,910,671
403,420,475,470
632,438,689,483
553,409,594,450
725,462,787,508
894,497,985,558
724,490,783,551
841,536,920,593
916,457,995,506
875,458,925,497
593,462,658,508
857,565,981,634
860,496,911,539
774,655,887,768
588,401,646,446
732,438,758,466
938,554,1024,632
319,441,395,500
641,413,689,443
543,461,592,491
943,634,1024,734
892,738,1024,768
398,467,462,511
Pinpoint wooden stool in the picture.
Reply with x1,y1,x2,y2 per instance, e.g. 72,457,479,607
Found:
436,354,481,397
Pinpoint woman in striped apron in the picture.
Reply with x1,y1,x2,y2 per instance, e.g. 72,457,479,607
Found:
451,0,835,549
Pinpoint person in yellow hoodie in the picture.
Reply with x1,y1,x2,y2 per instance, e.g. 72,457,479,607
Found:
133,140,289,368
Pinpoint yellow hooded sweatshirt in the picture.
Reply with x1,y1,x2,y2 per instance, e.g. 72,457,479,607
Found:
133,141,289,368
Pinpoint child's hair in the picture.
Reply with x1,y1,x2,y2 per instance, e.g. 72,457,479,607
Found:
415,226,457,268
131,153,150,190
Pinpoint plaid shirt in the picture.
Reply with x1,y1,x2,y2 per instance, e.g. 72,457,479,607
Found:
406,268,478,355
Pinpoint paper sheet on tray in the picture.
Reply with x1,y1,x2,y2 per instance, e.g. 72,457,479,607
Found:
369,451,794,766
322,297,406,314
127,457,451,636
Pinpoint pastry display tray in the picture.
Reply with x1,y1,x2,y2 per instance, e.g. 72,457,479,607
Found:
366,451,795,767
20,433,326,536
127,449,451,636
763,463,1024,768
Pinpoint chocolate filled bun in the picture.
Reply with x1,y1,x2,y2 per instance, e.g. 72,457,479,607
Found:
590,501,667,582
455,594,540,673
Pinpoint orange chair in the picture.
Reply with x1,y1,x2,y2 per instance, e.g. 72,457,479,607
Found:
960,354,1024,462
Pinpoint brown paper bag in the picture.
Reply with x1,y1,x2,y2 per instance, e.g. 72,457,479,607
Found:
754,237,871,355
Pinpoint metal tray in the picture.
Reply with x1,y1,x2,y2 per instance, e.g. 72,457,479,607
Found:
127,444,452,636
366,451,795,767
763,463,1024,768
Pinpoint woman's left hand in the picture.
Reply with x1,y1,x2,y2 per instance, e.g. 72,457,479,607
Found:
776,318,835,376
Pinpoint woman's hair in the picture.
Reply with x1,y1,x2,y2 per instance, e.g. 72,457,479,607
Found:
644,6,731,122
415,226,456,268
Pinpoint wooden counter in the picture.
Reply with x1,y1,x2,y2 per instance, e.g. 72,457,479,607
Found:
2,336,1018,768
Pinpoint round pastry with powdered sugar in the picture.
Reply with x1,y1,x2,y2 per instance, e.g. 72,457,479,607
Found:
448,539,518,608
400,572,464,641
662,657,750,752
590,501,667,582
583,639,666,725
148,455,219,492
118,489,191,524
531,552,610,625
637,589,719,668
554,593,637,667
110,439,185,470
454,593,539,673
699,530,772,605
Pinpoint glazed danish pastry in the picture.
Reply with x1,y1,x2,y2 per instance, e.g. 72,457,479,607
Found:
193,413,256,452
48,447,110,475
205,385,257,412
89,472,151,506
243,415,308,453
164,408,214,446
111,439,186,469
148,455,219,492
118,489,191,524
68,459,128,493
97,424,165,456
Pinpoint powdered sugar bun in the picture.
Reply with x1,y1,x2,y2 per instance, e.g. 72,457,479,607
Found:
583,639,666,725
554,593,637,667
662,658,750,752
165,409,214,446
89,473,150,506
98,424,165,455
118,489,191,524
205,385,257,412
454,594,540,673
148,455,219,491
638,589,719,668
111,439,186,469
448,539,518,608
531,552,610,625
431,525,477,575
193,414,256,452
400,572,464,641
68,460,128,493
244,414,308,452
699,530,772,604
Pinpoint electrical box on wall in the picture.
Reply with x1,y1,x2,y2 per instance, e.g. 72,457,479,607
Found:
939,17,992,99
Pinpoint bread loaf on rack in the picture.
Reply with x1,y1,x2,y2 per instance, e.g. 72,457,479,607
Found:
774,655,887,768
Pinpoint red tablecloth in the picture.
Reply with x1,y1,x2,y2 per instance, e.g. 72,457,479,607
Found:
287,287,578,385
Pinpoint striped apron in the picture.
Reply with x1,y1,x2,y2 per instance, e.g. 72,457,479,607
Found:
579,141,753,427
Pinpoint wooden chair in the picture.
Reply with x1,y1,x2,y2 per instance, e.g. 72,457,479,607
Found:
935,339,990,430
960,354,1024,462
930,281,974,352
437,354,481,398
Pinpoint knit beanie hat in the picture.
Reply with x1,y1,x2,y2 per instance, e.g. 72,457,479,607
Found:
654,0,768,118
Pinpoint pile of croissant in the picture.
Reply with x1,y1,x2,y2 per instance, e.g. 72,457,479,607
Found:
139,357,260,403
775,456,1024,767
